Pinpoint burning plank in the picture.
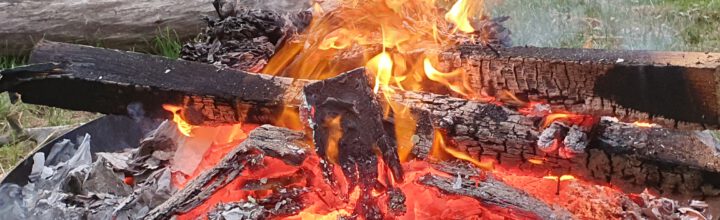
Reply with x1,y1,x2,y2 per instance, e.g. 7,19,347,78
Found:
4,42,720,195
144,125,308,219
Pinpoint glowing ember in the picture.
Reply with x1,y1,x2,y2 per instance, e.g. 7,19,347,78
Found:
527,158,545,165
632,121,656,128
324,116,343,164
162,104,194,136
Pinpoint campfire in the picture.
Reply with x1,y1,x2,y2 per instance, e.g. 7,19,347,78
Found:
1,0,720,219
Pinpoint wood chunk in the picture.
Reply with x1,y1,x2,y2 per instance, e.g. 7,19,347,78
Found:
303,68,404,187
418,173,573,220
143,125,307,220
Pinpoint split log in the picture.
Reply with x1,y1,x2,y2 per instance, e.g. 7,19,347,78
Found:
144,125,308,220
439,45,720,128
6,42,720,195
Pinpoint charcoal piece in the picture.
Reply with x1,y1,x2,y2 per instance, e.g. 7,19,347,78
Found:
144,125,307,220
563,125,589,154
386,187,406,215
419,173,573,220
537,122,567,152
303,68,404,191
96,151,131,170
83,158,132,197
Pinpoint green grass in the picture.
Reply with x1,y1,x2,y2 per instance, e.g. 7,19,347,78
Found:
488,0,720,52
150,27,183,59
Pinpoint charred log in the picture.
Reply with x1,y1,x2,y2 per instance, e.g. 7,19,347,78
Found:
144,125,307,220
439,45,720,128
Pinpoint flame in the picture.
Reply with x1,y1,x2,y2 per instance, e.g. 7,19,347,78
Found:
430,129,493,171
368,51,394,94
445,0,477,33
423,57,471,96
162,104,194,136
527,158,545,165
632,121,656,128
543,175,577,181
324,116,343,164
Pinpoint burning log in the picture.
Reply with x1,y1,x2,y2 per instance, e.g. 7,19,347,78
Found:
6,42,720,195
302,68,404,218
144,125,308,220
438,45,720,128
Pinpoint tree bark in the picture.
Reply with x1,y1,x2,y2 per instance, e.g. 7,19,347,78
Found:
0,0,219,56
7,41,720,195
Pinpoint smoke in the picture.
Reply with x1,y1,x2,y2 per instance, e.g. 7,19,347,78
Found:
486,0,679,51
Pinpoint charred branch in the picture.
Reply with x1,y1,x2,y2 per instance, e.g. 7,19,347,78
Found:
144,125,307,220
418,173,573,220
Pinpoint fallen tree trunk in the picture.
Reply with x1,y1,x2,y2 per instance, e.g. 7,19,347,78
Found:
0,0,216,56
5,41,720,196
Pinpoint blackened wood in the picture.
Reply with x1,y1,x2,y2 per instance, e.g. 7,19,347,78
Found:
13,41,308,125
302,68,403,219
418,173,573,220
303,68,404,186
440,45,720,128
144,125,307,220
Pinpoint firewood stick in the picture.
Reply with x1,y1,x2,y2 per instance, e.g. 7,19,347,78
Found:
144,125,308,220
5,41,720,195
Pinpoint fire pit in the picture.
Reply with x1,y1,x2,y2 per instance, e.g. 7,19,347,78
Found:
1,0,720,219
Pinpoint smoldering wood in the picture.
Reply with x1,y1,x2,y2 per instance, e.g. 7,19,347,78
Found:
144,125,307,220
0,0,216,56
438,45,720,128
8,42,720,195
207,187,308,220
418,173,573,220
303,68,404,188
302,68,404,219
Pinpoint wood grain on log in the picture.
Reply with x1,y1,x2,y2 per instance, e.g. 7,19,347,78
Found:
440,45,720,128
0,0,216,56
144,125,307,220
8,42,720,195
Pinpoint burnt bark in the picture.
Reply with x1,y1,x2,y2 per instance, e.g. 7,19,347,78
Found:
143,125,308,220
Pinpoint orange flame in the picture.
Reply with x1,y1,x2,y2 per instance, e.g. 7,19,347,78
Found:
324,116,343,164
162,104,194,136
445,0,477,33
527,158,545,165
632,121,656,128
543,175,577,181
430,129,493,171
